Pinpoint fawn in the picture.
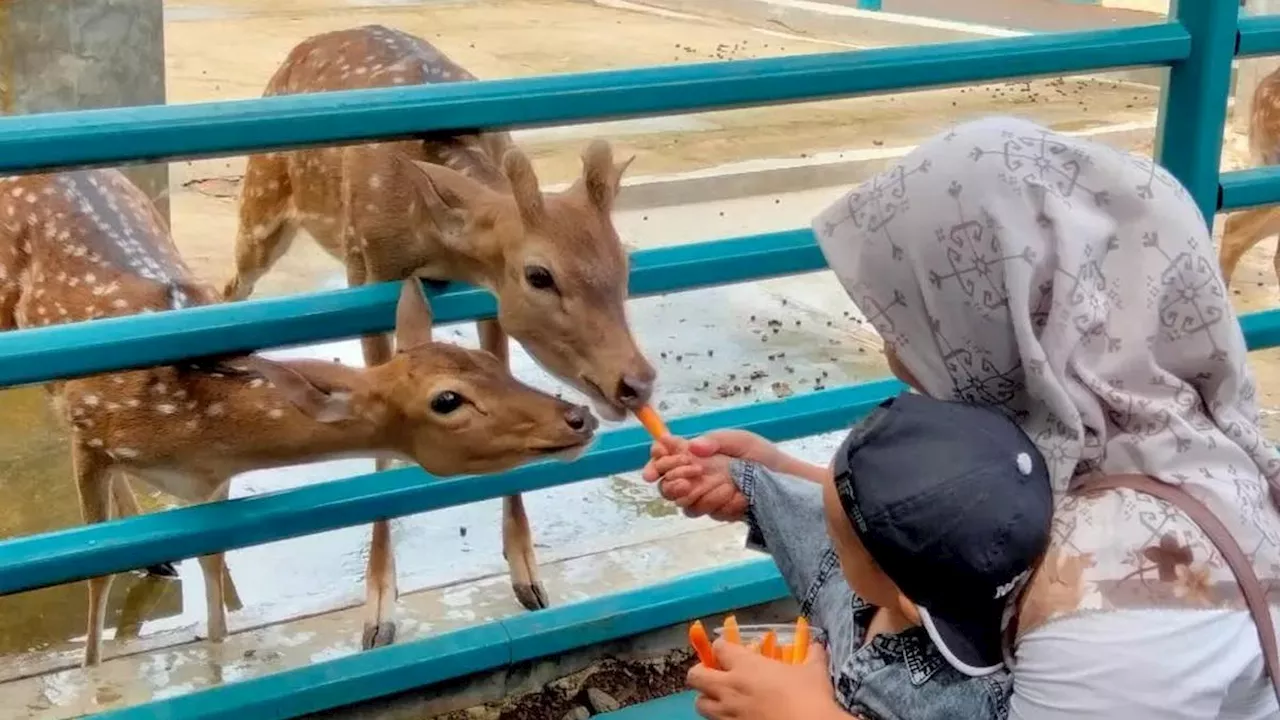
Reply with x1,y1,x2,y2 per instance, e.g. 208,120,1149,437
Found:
224,25,656,648
0,169,598,667
1222,65,1280,288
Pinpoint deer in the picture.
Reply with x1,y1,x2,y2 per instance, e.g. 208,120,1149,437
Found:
0,168,599,667
222,24,656,650
1221,64,1280,288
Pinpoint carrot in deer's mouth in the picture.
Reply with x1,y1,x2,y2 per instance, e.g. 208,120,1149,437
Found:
635,404,670,439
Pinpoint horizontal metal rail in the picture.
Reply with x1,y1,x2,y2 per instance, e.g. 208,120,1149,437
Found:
0,229,824,387
99,560,788,720
1220,166,1280,211
1237,14,1280,57
0,25,1187,174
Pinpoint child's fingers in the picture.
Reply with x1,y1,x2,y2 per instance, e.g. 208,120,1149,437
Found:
686,664,728,698
657,477,692,503
689,483,741,516
710,494,749,522
693,694,728,720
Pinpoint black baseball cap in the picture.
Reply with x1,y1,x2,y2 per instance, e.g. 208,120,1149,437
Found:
832,392,1052,677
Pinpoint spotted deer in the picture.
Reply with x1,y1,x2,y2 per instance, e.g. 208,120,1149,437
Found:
0,169,598,667
224,25,656,648
1222,65,1280,288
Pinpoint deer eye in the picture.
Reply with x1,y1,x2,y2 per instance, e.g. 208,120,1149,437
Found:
524,265,557,292
430,391,465,414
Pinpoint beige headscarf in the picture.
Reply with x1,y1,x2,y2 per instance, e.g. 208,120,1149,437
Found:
814,115,1280,585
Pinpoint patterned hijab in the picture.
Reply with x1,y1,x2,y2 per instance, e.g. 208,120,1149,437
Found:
813,115,1280,576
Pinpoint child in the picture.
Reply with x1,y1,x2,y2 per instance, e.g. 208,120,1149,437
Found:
643,391,1053,720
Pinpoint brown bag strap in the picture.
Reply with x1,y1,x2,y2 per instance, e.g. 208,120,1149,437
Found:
1075,474,1280,706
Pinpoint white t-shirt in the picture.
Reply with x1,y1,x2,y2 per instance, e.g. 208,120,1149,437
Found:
1010,608,1279,719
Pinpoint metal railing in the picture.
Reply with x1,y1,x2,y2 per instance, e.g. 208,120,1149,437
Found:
1,2,1278,718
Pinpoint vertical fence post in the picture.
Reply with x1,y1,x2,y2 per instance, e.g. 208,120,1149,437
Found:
1154,0,1240,224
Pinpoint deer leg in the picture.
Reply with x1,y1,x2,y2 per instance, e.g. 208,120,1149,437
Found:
479,319,550,611
73,444,115,667
197,483,231,643
110,476,178,578
223,153,298,301
345,257,401,650
1221,207,1280,287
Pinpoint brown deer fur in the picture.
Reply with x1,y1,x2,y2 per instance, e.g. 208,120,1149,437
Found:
0,169,597,667
1222,65,1280,288
223,25,655,647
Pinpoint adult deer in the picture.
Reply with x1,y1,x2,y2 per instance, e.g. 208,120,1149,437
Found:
0,169,598,667
1221,65,1280,288
223,25,655,648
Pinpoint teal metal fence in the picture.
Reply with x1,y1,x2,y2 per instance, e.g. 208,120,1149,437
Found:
3,1,1280,717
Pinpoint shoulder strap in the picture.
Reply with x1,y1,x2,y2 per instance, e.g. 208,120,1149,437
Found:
1074,474,1280,706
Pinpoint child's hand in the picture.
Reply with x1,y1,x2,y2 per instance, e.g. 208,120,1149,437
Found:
688,640,846,720
641,431,769,522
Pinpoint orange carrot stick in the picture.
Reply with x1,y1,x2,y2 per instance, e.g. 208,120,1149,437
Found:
635,404,670,439
793,616,811,664
722,615,742,645
781,644,795,664
759,629,778,659
689,621,720,669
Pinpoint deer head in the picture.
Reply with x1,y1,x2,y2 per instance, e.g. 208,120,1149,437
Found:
400,140,656,421
239,279,598,476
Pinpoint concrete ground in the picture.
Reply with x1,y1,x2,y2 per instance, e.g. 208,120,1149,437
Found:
6,0,1280,716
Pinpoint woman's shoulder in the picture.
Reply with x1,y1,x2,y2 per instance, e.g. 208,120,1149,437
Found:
1015,486,1279,638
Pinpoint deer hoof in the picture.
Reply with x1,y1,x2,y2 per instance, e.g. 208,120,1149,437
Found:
361,621,397,650
144,562,179,579
513,581,550,611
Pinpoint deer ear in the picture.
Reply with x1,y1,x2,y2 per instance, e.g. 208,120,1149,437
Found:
501,147,546,228
233,356,356,424
398,156,490,245
580,139,632,212
395,278,434,351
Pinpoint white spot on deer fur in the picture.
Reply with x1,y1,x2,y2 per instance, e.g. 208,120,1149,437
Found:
82,394,100,407
87,438,104,448
364,204,378,214
156,403,177,415
248,378,266,389
207,402,226,417
112,448,140,459
251,224,272,241
8,187,22,197
112,298,129,309
154,383,167,394
268,408,285,419
24,194,37,203
369,174,383,190
126,398,141,408
105,402,120,411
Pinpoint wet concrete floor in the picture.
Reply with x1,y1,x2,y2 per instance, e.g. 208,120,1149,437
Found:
7,0,1280,710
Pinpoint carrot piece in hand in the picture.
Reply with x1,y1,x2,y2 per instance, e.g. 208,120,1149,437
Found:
689,621,720,669
635,404,670,439
722,615,742,645
759,629,778,659
793,616,811,664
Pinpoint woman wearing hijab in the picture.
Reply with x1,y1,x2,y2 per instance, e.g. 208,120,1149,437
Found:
648,116,1280,718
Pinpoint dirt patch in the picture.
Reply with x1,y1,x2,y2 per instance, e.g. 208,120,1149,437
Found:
436,651,695,720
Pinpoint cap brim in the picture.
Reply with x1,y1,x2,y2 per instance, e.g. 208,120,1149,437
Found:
916,605,1005,678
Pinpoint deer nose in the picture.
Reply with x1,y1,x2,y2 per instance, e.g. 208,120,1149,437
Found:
616,374,653,408
564,405,597,434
